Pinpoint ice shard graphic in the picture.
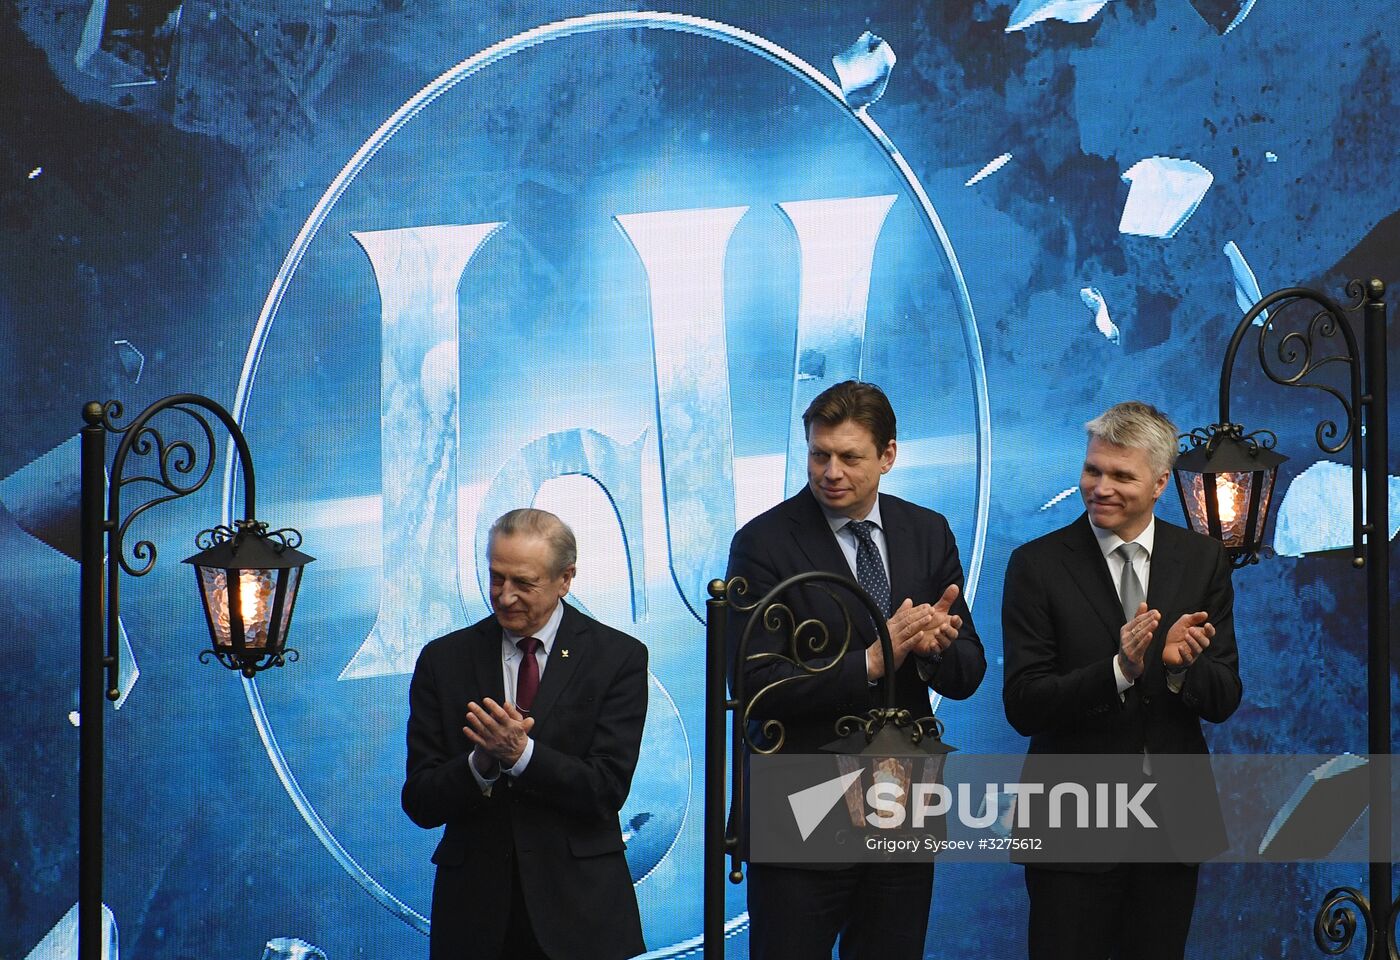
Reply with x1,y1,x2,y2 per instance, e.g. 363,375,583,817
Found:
1187,0,1259,35
343,222,504,680
616,206,745,621
1,437,139,707
965,152,1012,187
1006,0,1113,32
1223,240,1269,326
24,902,118,960
1118,157,1213,239
1,436,83,559
778,195,897,496
1272,460,1400,557
1039,487,1078,512
261,937,328,960
112,339,145,383
1080,286,1120,344
832,31,895,110
1258,754,1367,859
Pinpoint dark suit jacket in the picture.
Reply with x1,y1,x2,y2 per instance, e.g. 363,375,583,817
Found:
1001,514,1242,865
727,485,985,760
402,602,647,960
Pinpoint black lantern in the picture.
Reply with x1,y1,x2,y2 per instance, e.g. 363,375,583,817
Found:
1174,422,1287,566
185,519,313,677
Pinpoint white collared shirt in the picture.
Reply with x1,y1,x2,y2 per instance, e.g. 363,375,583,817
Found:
823,498,891,583
1089,516,1155,696
470,599,565,791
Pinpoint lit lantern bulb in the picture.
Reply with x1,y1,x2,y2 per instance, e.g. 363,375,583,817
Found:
239,573,264,621
1215,476,1242,525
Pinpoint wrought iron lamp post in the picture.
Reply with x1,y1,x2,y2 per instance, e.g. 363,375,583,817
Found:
78,394,312,960
703,571,952,957
1170,279,1392,957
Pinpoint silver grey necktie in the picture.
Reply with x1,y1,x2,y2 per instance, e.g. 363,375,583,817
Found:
1115,542,1145,621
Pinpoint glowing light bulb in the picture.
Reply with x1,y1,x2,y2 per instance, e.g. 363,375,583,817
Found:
1216,476,1242,525
239,574,263,621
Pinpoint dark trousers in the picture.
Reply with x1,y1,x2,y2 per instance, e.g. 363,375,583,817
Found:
501,856,550,959
1024,863,1199,960
747,861,935,960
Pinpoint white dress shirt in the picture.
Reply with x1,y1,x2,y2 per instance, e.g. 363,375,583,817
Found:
1089,516,1185,697
469,599,564,791
1090,517,1155,696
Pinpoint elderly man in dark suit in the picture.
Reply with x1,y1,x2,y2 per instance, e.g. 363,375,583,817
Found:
402,508,647,960
1002,401,1242,960
727,379,985,960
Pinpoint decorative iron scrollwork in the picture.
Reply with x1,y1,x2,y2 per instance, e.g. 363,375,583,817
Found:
835,707,943,746
103,398,221,577
1314,886,1369,956
1248,289,1362,457
200,645,301,677
196,519,304,553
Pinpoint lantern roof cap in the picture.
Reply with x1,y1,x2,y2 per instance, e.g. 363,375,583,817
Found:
183,520,314,570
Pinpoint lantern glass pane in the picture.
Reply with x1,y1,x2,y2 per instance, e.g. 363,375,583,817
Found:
1250,466,1278,546
276,566,303,643
199,566,276,649
198,566,231,647
1184,470,1256,547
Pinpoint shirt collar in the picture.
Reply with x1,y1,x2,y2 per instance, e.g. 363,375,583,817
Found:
823,497,884,538
1089,514,1156,561
501,598,565,655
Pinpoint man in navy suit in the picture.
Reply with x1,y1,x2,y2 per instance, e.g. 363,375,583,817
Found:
1002,401,1242,960
727,380,985,960
402,508,647,960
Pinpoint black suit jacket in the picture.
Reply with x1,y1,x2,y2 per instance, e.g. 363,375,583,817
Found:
402,602,647,960
727,486,985,758
1001,514,1242,865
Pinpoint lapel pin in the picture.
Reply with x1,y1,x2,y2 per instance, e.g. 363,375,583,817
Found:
561,649,570,658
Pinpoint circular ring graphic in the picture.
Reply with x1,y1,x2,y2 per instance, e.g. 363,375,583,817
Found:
229,10,991,955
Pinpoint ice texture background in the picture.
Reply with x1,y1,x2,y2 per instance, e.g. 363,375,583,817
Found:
2,1,1398,958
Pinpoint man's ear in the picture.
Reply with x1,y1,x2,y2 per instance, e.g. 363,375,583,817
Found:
880,439,897,474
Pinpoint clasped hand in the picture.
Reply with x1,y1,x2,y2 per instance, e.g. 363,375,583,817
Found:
865,584,962,682
464,698,534,772
1117,602,1214,681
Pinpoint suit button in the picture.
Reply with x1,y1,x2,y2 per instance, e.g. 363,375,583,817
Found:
1143,696,1153,707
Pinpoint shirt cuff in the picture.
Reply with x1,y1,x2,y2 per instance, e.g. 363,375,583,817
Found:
916,652,943,683
506,737,535,777
1165,667,1187,694
1112,655,1134,698
468,748,500,794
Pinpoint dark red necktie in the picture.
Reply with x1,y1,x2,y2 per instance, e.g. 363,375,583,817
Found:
515,637,541,713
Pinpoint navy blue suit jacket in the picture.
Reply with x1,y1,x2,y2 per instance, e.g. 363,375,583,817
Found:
726,486,985,757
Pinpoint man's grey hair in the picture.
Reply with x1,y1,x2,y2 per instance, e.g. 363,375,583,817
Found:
1085,401,1180,475
489,508,578,576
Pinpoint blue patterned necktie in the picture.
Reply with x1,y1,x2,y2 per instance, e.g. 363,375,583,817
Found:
847,520,891,619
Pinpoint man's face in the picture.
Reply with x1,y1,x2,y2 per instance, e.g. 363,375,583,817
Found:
806,419,896,520
488,532,574,637
1079,436,1169,540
